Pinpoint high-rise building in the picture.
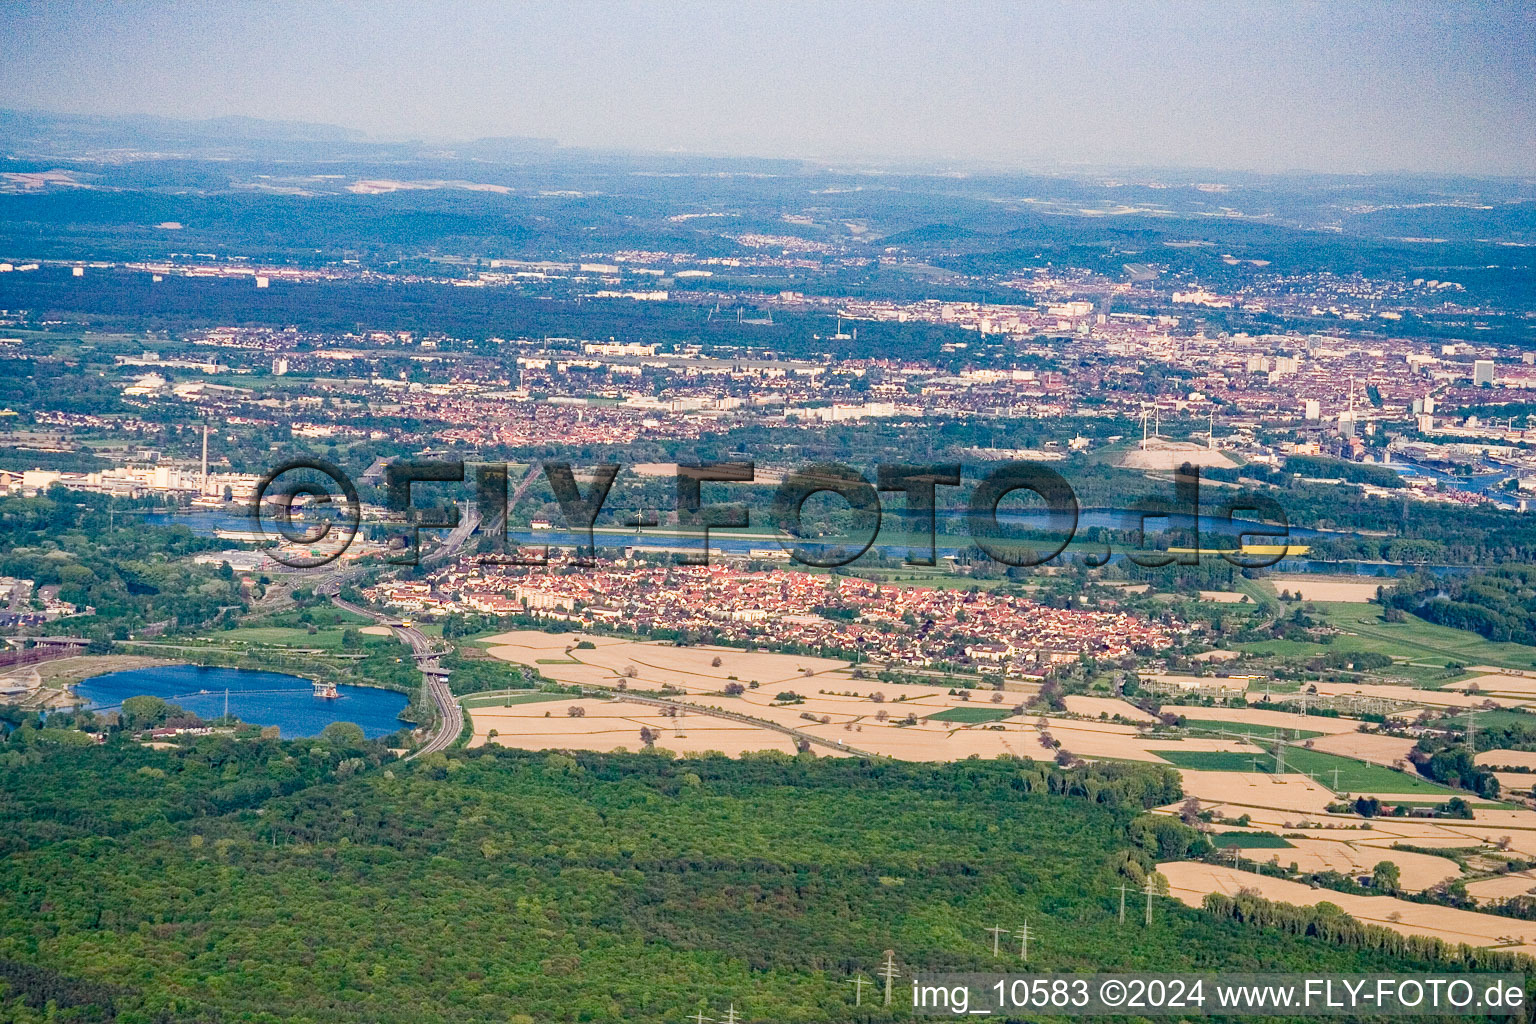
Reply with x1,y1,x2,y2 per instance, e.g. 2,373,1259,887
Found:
1473,360,1495,386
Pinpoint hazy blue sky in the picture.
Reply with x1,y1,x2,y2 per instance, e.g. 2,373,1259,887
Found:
4,1,1533,175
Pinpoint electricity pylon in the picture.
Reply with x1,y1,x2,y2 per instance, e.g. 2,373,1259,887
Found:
879,950,899,1007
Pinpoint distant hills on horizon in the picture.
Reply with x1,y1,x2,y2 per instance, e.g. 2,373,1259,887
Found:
0,107,561,165
4,106,1533,188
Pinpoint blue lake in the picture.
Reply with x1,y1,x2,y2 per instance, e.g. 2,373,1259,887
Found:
75,665,410,740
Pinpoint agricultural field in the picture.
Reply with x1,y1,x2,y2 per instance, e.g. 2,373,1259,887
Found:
456,624,1536,917
469,697,806,757
1240,603,1536,674
467,632,1275,764
1209,831,1293,849
1062,694,1158,722
1306,731,1419,769
1476,749,1536,770
1281,747,1459,796
1156,745,1458,797
1240,837,1460,892
1151,750,1274,773
1264,577,1386,603
1178,719,1325,741
1448,672,1536,698
459,690,579,710
1462,873,1536,902
926,706,1014,724
1161,861,1536,954
1446,709,1536,732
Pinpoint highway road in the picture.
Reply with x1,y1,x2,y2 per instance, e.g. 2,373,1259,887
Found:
328,592,461,760
314,508,482,760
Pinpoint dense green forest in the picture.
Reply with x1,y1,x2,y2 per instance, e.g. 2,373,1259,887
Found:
1387,568,1536,645
0,741,1515,1023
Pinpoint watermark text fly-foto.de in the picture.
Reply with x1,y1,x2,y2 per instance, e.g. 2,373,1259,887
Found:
252,456,1292,571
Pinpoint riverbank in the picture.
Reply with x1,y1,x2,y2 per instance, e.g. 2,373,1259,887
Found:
3,655,186,709
118,640,415,699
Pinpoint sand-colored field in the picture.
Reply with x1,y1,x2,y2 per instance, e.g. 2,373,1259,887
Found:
795,720,1033,761
1218,837,1460,893
1478,750,1536,794
481,630,853,696
467,697,803,756
1062,694,1158,723
1198,591,1249,604
1173,797,1536,859
468,633,1075,761
1469,666,1536,677
465,632,1531,808
1174,772,1338,813
1160,705,1359,735
747,707,1260,765
1198,829,1462,890
480,630,627,653
1463,873,1536,901
1451,674,1536,697
1491,773,1535,796
1191,649,1240,662
1451,806,1536,829
359,625,394,636
1269,577,1384,603
1160,861,1536,952
471,663,1285,763
1308,732,1418,768
1478,749,1536,770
